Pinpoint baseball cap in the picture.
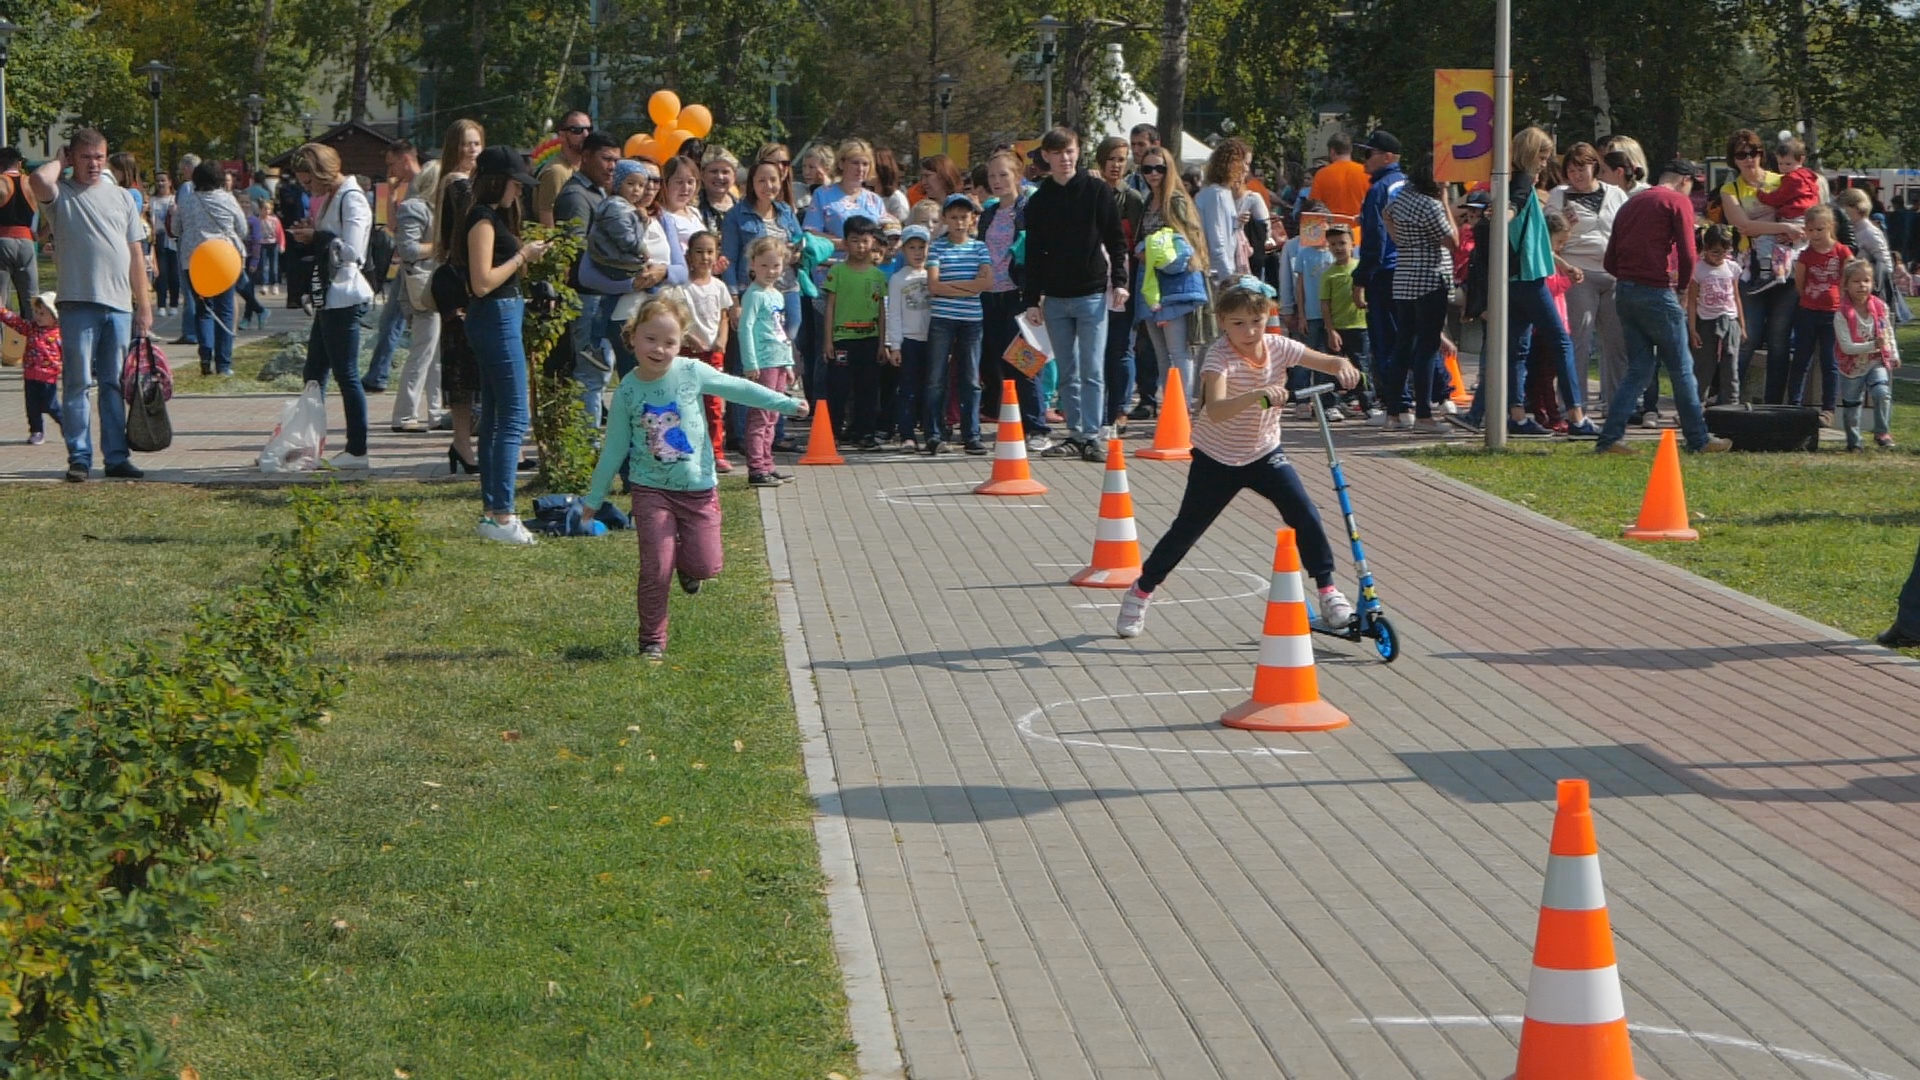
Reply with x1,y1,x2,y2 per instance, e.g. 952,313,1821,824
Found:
943,192,979,213
1463,190,1492,208
1659,157,1704,180
1358,129,1402,156
1324,223,1352,237
475,146,537,187
900,224,932,245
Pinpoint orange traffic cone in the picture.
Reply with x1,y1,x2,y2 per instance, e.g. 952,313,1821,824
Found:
1622,429,1696,541
1505,779,1643,1080
797,401,844,466
1136,366,1193,461
975,380,1048,496
1070,440,1142,588
1445,352,1474,407
1221,528,1349,732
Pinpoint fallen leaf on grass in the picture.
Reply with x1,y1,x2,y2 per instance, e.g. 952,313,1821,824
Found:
644,1030,654,1051
634,993,655,1008
420,780,442,789
695,869,713,881
655,815,673,827
556,748,582,761
691,761,707,771
395,1071,413,1079
627,724,641,733
732,739,744,753
546,980,562,998
501,730,521,742
179,1067,200,1080
614,764,626,774
596,872,613,884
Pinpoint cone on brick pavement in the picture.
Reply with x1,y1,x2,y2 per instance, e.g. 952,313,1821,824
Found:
1070,439,1142,588
1220,528,1349,732
797,400,845,466
975,379,1048,496
1135,367,1194,461
1504,779,1643,1080
1622,429,1696,541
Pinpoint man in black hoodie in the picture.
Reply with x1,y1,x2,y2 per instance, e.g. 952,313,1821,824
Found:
1021,127,1130,461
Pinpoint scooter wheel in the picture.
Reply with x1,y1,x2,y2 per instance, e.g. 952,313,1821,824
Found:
1372,616,1400,663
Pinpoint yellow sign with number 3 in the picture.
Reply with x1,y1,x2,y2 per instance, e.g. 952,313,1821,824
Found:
1434,69,1495,185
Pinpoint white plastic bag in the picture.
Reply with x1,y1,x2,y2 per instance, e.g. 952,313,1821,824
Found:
258,380,328,474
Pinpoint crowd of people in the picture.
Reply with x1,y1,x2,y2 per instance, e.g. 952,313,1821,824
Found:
6,110,1915,649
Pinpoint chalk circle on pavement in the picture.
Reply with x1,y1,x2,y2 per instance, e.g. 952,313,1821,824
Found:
875,481,1051,509
1016,689,1314,760
1357,1016,1903,1080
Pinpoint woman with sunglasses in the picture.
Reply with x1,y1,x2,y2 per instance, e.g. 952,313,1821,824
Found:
1719,128,1805,404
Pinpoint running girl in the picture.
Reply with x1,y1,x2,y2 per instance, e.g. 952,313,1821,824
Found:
582,294,810,660
1117,283,1362,639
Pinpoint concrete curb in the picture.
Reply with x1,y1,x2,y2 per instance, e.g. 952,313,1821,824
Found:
1396,453,1920,671
758,488,907,1080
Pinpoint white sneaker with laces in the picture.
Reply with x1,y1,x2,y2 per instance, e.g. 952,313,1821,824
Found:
1323,405,1347,422
1366,410,1392,427
1026,434,1055,453
1640,411,1662,429
1318,588,1355,629
1115,586,1152,638
1411,417,1450,434
328,451,370,469
1442,400,1460,415
478,516,539,546
1388,414,1415,431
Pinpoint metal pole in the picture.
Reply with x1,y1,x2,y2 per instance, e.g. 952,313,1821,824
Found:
769,83,778,139
1043,64,1053,132
1,67,9,150
1485,0,1512,450
151,96,162,190
941,107,949,154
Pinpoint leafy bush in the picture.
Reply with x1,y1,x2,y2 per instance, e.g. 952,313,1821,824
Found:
519,224,603,495
1,487,420,1078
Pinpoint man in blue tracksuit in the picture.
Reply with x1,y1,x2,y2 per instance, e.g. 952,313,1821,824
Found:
1353,130,1405,415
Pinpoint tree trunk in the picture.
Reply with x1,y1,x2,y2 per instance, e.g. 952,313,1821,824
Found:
350,23,372,124
1157,0,1191,160
1586,43,1611,140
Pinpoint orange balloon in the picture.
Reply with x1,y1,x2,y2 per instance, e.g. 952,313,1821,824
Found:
655,127,690,160
676,104,713,139
189,238,243,297
624,133,654,159
648,90,682,128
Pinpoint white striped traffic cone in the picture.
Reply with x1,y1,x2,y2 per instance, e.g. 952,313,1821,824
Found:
1220,528,1349,732
975,379,1047,496
1506,779,1642,1080
1070,440,1142,588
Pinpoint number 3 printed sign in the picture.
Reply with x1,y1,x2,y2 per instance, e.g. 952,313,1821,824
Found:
1434,69,1495,184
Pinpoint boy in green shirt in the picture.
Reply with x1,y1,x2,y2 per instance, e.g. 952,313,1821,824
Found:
824,215,891,449
1318,224,1378,418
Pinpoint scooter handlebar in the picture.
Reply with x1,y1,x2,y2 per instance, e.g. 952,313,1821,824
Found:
1294,383,1339,401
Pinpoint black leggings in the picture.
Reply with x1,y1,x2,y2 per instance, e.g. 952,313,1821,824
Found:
1139,447,1337,592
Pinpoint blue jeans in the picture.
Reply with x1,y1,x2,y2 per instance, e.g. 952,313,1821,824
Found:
1042,292,1108,441
195,286,235,372
177,261,199,343
1510,276,1582,411
1382,288,1447,418
573,292,610,423
1104,305,1136,424
58,303,134,470
1599,281,1710,450
924,317,983,445
1363,271,1398,376
468,295,529,514
1786,305,1838,410
261,244,280,288
364,278,409,388
153,247,180,309
303,303,371,456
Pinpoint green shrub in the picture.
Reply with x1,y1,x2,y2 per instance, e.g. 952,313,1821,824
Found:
1,487,420,1077
520,224,602,496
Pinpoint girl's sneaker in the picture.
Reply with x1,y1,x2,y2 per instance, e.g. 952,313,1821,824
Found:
1565,418,1602,439
749,472,784,487
641,643,666,662
477,516,538,545
27,431,43,445
1876,433,1896,448
1318,588,1355,628
1116,585,1152,638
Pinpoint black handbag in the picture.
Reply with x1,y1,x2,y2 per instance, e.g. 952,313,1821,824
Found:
123,337,173,453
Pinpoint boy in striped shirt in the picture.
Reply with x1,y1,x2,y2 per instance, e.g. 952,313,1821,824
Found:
1117,283,1363,638
923,193,994,454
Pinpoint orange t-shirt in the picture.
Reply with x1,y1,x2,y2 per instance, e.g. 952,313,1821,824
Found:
1310,159,1369,221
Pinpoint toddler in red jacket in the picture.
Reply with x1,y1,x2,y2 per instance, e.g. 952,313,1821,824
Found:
1,292,61,444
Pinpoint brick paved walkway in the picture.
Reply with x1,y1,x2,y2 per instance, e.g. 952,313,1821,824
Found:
767,424,1920,1080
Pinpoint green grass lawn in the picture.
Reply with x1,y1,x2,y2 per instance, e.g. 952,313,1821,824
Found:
169,332,306,395
1415,379,1920,648
2,483,855,1078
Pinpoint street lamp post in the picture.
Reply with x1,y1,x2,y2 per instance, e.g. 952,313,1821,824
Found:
934,73,956,155
1033,15,1062,133
1486,0,1513,449
244,93,265,179
139,61,171,182
0,20,19,150
300,111,315,140
1543,94,1567,142
768,57,792,141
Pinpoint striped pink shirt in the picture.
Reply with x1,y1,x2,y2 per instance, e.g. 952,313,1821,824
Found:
1191,334,1303,466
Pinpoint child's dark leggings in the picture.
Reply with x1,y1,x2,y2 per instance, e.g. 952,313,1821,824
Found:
1138,447,1337,593
25,378,60,434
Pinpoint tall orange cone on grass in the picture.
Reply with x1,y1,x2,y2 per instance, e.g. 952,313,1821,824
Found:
797,400,844,466
975,379,1048,496
1506,779,1642,1080
1070,440,1142,588
1135,367,1193,461
1221,528,1349,732
1445,352,1474,407
1622,429,1696,541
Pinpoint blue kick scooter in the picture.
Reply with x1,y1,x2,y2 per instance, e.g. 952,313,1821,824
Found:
1297,383,1400,663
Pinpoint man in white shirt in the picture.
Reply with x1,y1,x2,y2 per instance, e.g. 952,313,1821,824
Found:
30,129,153,482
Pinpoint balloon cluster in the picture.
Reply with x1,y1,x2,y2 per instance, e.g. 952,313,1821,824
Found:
624,91,713,163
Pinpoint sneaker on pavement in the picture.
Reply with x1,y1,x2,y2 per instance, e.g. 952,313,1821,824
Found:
27,431,43,445
64,463,88,483
1366,410,1392,427
1442,400,1460,415
1041,439,1081,458
1565,418,1602,439
327,451,370,470
1128,402,1156,420
1640,411,1662,429
1387,413,1415,431
964,439,988,455
1446,413,1483,433
1115,585,1152,638
771,469,796,481
1026,434,1055,453
749,472,784,487
1318,588,1355,629
1293,402,1316,422
1410,417,1450,435
1697,436,1733,453
1079,439,1104,462
477,516,539,545
1324,405,1347,422
104,461,145,479
1508,418,1553,438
